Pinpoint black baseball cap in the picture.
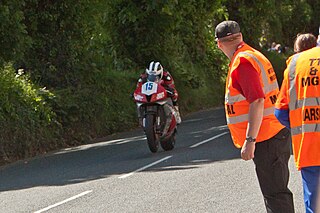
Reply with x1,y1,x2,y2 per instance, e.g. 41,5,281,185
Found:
215,20,240,40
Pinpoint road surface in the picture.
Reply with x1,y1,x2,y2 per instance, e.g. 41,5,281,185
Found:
0,107,304,212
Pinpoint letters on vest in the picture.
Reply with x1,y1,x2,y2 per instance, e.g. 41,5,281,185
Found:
269,94,277,104
288,49,320,135
303,107,320,121
267,68,277,82
301,60,319,87
226,104,235,115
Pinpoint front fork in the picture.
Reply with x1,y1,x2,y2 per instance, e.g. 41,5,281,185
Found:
137,104,159,128
137,103,173,136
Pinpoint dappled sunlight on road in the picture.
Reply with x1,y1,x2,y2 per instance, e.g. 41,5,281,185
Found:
188,124,228,135
53,135,147,155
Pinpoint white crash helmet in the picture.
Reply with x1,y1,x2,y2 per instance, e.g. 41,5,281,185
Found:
146,61,163,78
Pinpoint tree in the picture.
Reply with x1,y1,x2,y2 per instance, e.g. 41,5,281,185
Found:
0,1,30,65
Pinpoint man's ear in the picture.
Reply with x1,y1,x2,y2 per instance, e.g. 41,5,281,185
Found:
217,40,222,48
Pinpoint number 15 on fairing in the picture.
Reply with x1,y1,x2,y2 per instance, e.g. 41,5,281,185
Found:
142,82,158,95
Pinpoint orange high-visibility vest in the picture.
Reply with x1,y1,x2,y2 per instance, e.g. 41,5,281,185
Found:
281,46,320,169
225,43,284,148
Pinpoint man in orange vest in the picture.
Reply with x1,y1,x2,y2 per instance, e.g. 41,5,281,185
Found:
275,30,320,212
215,20,294,212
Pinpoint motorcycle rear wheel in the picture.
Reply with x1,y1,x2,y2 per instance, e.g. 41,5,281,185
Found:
145,114,159,153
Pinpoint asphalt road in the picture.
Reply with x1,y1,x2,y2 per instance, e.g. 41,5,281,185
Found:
0,107,304,213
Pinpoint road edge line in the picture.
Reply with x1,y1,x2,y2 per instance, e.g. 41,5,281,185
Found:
34,190,92,213
189,132,229,148
119,155,172,179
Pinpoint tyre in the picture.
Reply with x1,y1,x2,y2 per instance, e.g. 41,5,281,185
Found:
160,132,176,151
145,114,159,153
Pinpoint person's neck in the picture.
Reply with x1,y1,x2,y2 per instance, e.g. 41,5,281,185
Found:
226,50,236,60
227,42,244,59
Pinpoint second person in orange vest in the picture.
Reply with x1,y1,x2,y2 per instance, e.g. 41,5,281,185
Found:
275,31,320,213
214,20,294,212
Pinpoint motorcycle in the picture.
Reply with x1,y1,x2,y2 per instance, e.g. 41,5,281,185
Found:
133,74,178,153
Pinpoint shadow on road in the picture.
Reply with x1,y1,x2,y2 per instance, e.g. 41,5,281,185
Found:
0,108,241,192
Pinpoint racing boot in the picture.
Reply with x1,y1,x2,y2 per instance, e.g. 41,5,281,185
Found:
174,105,182,125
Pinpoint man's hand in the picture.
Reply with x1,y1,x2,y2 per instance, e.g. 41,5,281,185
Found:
241,140,256,160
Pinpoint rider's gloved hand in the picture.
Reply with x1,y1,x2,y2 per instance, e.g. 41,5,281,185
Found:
165,87,174,96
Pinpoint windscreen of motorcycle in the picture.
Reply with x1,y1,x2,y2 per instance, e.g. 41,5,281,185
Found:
147,74,160,82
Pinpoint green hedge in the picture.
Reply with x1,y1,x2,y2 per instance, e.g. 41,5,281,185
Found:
0,64,60,163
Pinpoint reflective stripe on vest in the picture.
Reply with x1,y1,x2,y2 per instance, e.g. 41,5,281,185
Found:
291,123,320,135
290,97,320,109
288,53,301,110
226,106,275,124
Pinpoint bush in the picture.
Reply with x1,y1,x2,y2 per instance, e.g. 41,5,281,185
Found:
50,68,139,144
263,50,290,86
0,64,60,163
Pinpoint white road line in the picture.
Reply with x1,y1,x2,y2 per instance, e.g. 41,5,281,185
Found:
34,190,92,213
119,156,173,179
189,132,229,148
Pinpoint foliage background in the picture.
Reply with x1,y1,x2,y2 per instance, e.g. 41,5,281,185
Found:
0,0,319,164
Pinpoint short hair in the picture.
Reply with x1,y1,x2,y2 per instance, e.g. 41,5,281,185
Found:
294,33,317,53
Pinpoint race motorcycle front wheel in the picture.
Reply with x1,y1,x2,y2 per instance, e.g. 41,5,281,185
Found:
145,113,159,153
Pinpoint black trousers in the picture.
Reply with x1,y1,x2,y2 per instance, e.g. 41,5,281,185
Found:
253,128,295,213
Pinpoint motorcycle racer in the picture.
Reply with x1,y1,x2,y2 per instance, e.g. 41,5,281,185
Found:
136,61,181,124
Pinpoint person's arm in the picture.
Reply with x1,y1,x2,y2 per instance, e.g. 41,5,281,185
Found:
241,98,264,160
275,67,290,129
232,58,265,160
274,108,290,129
162,71,175,88
247,98,264,138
